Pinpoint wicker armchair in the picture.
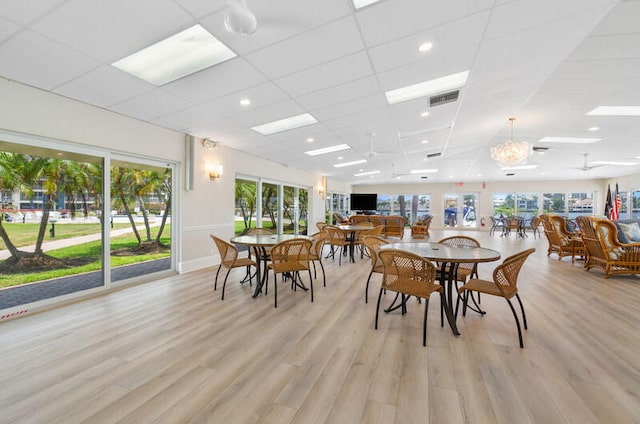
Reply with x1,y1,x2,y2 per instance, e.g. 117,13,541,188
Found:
411,215,433,239
308,231,328,287
540,214,585,261
324,225,349,266
458,248,535,348
575,216,640,279
385,215,406,239
376,249,443,346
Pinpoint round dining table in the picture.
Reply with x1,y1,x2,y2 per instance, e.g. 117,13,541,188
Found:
230,234,313,298
337,224,375,262
380,242,501,335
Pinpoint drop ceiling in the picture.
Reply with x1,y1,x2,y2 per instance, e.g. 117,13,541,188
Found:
1,0,639,184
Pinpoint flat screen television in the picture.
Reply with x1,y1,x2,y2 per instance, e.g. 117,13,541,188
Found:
350,193,377,212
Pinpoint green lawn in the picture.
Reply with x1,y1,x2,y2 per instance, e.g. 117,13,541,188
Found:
0,225,171,289
0,222,130,249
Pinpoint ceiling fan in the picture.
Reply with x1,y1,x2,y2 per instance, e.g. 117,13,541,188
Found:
574,153,602,171
364,132,396,159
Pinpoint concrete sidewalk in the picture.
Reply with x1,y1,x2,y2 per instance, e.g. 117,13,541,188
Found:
0,224,159,260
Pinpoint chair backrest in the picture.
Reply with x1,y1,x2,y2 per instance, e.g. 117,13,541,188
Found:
362,235,389,269
593,218,626,260
529,216,541,230
350,215,369,224
378,249,438,297
370,225,385,236
309,231,328,257
549,215,572,238
247,227,275,235
210,234,239,267
385,215,406,238
270,238,312,272
325,225,347,243
333,212,350,225
493,248,535,298
438,236,481,271
576,216,606,260
316,222,328,231
540,214,562,247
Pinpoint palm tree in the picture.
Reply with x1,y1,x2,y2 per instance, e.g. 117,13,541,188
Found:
0,152,24,259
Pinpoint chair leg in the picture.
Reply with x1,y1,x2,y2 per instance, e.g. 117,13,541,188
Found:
423,296,430,346
515,294,527,330
311,261,317,279
375,288,384,330
214,265,222,290
221,269,232,300
308,269,314,302
440,293,444,327
319,260,326,287
506,298,524,348
365,271,374,303
274,274,278,308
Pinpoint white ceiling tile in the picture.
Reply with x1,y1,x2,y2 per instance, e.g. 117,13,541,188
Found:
367,10,489,73
111,89,192,122
163,58,267,104
311,94,387,122
53,65,155,108
227,99,306,128
245,15,364,79
187,118,243,141
275,52,373,97
591,0,640,36
296,76,381,111
0,30,99,90
568,33,640,61
155,103,224,131
0,16,21,43
213,82,291,118
0,0,66,25
173,0,228,18
356,0,494,47
30,0,194,62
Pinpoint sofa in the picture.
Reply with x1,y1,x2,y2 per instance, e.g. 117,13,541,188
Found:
349,214,406,238
613,219,640,244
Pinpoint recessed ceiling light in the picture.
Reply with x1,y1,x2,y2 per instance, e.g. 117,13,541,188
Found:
304,143,350,156
501,165,538,170
354,170,381,177
586,106,640,116
538,137,601,144
410,169,438,174
421,140,429,144
112,24,236,86
359,169,364,172
337,156,344,160
588,126,599,132
252,113,317,135
334,159,367,168
420,111,430,117
590,161,639,166
418,42,433,52
240,98,251,106
385,70,470,105
477,174,482,177
306,137,314,143
352,0,382,10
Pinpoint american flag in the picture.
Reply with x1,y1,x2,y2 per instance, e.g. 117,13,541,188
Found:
611,183,621,220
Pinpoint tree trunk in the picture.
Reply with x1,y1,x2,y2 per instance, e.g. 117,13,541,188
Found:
137,196,152,242
0,219,22,259
155,193,171,244
34,195,54,253
119,188,141,244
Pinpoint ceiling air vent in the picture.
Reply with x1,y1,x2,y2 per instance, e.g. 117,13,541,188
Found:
532,146,549,153
426,152,442,158
506,173,515,176
430,90,459,107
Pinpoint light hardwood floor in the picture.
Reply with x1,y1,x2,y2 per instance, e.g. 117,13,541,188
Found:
1,229,640,423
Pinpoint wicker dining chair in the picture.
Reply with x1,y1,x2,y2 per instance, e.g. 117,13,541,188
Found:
308,231,328,287
266,238,313,308
457,248,535,348
316,222,328,231
376,249,443,346
324,225,350,265
210,234,258,300
362,235,389,303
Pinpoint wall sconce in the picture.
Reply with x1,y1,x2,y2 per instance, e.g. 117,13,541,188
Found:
207,164,223,180
318,176,327,196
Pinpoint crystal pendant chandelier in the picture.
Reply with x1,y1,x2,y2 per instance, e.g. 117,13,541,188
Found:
490,118,531,166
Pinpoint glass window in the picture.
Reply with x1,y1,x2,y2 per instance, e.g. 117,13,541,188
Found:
618,191,629,219
543,193,565,214
493,193,515,217
632,191,640,219
235,178,257,235
376,195,391,216
516,192,539,218
567,192,593,219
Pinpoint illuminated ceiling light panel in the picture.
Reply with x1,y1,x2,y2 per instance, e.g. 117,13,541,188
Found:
304,144,350,156
410,169,438,174
352,0,383,10
501,165,538,170
385,70,469,105
538,137,601,144
112,24,236,86
590,161,639,166
333,159,367,168
354,170,381,176
251,113,317,135
586,106,640,116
